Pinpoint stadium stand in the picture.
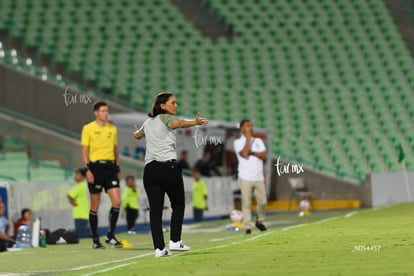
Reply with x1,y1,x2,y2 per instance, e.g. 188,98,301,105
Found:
0,0,414,183
0,136,71,182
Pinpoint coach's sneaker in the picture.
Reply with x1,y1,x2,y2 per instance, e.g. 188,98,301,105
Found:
155,248,171,257
255,222,267,232
169,240,190,251
105,233,123,248
92,237,105,249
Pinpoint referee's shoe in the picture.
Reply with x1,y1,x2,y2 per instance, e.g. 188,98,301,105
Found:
105,233,123,248
92,236,105,249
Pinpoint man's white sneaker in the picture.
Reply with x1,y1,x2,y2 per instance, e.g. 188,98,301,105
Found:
169,240,190,251
155,248,171,257
127,230,136,235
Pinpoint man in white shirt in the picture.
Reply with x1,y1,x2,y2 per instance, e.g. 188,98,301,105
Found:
233,119,267,234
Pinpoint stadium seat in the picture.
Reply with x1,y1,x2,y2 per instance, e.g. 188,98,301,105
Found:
1,0,413,182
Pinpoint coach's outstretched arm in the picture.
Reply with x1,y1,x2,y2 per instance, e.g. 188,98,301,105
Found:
134,125,144,140
134,113,208,140
170,113,208,129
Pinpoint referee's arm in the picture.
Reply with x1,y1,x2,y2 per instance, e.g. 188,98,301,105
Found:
82,145,90,166
82,145,94,183
114,146,119,166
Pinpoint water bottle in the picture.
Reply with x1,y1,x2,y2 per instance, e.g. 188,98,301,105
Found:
39,230,47,248
226,224,240,231
32,218,40,247
14,225,33,249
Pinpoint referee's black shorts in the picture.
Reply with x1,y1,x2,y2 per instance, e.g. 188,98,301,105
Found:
88,161,119,194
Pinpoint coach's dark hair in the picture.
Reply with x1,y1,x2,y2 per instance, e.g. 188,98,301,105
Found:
148,92,173,118
239,119,251,129
93,101,108,111
125,175,135,182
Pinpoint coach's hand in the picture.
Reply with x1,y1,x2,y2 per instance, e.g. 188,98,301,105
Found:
134,125,144,139
86,169,94,184
195,112,208,126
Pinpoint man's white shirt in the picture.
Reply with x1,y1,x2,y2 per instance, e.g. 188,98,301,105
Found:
233,135,266,181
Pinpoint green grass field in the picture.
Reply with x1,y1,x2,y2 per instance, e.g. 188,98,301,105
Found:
1,204,413,275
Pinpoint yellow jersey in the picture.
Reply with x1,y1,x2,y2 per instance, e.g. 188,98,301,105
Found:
81,121,117,161
192,180,208,209
122,187,140,210
68,181,89,219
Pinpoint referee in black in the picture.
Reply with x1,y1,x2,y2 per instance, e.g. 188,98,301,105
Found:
81,101,122,249
134,92,208,257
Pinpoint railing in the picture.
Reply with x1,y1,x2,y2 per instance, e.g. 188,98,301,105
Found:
1,135,73,179
1,137,144,182
0,106,79,140
0,108,145,181
0,174,16,181
26,160,73,182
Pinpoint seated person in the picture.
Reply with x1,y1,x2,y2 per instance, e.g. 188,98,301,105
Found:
178,150,193,176
0,201,13,252
178,150,191,170
0,200,9,236
0,232,14,252
14,208,32,237
195,151,222,177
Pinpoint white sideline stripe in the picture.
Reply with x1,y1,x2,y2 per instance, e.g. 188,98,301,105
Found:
81,262,134,276
344,211,358,218
71,255,149,271
0,272,30,276
209,236,236,242
245,231,274,241
314,217,338,224
170,230,275,258
28,252,153,274
282,224,306,231
282,216,340,231
74,253,152,271
30,214,343,275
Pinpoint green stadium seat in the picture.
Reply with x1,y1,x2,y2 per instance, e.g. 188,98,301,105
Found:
0,0,413,182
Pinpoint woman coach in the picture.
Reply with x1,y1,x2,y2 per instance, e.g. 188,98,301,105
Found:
134,92,208,257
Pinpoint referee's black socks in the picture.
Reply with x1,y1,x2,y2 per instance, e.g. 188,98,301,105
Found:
108,207,120,235
89,210,98,237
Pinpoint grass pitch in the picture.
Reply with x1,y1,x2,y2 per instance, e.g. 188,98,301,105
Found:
1,204,413,275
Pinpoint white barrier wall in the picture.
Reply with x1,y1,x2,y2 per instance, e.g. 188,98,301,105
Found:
6,176,236,231
370,171,414,207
